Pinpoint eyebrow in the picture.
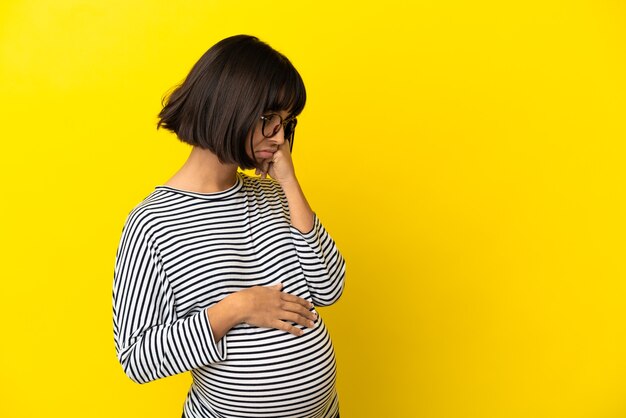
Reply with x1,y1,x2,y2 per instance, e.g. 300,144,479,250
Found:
264,110,295,119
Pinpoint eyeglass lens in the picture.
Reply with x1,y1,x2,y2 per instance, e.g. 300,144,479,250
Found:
262,114,297,139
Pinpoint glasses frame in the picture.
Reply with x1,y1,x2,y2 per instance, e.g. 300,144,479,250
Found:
260,113,298,152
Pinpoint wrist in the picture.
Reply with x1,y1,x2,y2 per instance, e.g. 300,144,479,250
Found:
205,292,244,344
278,174,299,190
208,293,245,329
224,292,247,325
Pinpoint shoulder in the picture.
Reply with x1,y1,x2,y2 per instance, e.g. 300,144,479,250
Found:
119,190,170,241
239,171,285,198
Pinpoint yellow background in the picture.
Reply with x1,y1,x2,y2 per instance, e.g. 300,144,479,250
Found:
1,1,625,417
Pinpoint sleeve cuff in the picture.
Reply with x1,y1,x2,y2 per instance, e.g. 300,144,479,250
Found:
289,212,321,243
195,309,228,363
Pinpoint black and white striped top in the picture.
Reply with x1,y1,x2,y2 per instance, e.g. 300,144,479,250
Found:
112,171,346,418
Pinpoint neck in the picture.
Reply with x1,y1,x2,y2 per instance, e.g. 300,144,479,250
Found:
165,146,239,193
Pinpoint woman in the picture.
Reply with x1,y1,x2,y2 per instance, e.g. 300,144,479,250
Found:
112,34,346,418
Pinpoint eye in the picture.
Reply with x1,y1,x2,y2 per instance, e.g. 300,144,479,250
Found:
261,114,283,137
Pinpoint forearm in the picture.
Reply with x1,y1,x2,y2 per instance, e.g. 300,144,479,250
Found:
116,310,227,384
208,284,317,341
205,294,243,343
280,176,314,234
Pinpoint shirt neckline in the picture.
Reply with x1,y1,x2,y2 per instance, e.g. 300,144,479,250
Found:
154,171,245,200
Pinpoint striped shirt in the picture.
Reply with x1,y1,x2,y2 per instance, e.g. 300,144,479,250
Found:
112,171,346,418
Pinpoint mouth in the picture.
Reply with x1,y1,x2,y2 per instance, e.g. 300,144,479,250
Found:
256,150,276,159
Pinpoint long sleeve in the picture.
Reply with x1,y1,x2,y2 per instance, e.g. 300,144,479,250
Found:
112,212,227,384
289,212,346,306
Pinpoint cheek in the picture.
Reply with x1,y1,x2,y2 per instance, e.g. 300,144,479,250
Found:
245,130,264,160
250,128,265,150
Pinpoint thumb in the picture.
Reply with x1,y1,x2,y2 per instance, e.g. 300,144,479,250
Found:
270,283,283,291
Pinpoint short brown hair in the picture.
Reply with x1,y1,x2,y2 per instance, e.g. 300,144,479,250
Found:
156,34,306,170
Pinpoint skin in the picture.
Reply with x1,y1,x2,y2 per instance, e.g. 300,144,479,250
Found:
163,109,318,343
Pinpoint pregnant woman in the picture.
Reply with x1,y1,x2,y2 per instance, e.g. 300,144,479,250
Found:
112,34,346,418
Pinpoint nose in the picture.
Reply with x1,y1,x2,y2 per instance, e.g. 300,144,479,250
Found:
269,126,286,146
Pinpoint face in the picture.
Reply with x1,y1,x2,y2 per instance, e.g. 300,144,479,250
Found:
246,109,293,165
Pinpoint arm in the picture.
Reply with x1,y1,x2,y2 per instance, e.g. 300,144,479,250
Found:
256,135,314,234
112,215,226,384
282,178,347,307
209,283,318,341
281,178,314,234
113,213,317,384
255,139,347,306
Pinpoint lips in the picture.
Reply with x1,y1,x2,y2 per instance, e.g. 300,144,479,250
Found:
257,150,276,158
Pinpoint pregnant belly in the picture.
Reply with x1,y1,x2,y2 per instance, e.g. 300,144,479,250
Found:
190,317,338,418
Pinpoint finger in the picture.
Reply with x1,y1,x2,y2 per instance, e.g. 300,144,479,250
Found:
270,283,283,291
272,319,304,336
281,301,318,322
280,311,315,329
281,292,314,309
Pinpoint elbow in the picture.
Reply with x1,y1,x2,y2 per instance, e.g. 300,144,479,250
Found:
330,259,346,303
329,280,346,306
314,282,344,307
123,366,151,385
313,267,346,307
332,262,347,303
118,356,151,385
116,346,156,385
334,271,347,303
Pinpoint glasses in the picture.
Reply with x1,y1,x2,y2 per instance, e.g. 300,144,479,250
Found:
260,113,298,152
